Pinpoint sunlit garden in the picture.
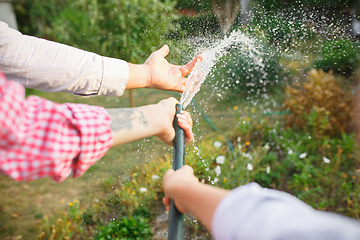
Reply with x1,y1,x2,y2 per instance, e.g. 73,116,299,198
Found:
1,0,360,239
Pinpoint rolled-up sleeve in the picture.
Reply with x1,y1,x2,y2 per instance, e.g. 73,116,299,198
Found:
0,21,128,97
212,183,360,240
0,71,113,182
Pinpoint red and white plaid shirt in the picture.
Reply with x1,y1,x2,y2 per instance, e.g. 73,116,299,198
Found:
0,71,113,182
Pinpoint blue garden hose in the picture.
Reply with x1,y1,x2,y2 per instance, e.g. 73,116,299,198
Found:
168,104,185,240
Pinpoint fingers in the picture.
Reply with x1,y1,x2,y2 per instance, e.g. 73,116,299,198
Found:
180,165,194,175
162,197,171,212
177,111,194,145
179,54,203,77
164,168,175,181
158,45,170,58
158,97,179,114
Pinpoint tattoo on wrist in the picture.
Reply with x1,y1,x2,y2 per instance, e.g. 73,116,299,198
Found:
107,108,148,132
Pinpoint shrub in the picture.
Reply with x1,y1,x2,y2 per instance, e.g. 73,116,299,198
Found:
15,0,179,64
284,69,353,138
314,39,360,76
262,123,360,216
224,37,282,96
94,216,152,240
37,200,87,240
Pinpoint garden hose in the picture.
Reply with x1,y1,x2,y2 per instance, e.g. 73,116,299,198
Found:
168,104,185,240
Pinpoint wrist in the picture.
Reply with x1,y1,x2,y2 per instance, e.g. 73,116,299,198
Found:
143,63,152,88
127,63,151,89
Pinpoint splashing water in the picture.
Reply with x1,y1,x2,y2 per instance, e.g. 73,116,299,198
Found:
180,30,266,109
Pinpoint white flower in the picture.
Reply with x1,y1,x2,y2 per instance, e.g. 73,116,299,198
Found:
216,155,225,164
242,152,252,159
299,152,307,159
266,166,271,174
151,175,159,180
214,166,221,176
213,177,219,183
247,163,253,171
322,156,331,164
139,187,147,193
237,137,242,143
287,148,294,155
214,141,222,148
264,143,270,151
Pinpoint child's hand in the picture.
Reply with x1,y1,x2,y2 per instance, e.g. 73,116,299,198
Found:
155,98,193,146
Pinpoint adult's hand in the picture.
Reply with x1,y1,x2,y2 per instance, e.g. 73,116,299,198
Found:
126,45,202,92
108,97,193,147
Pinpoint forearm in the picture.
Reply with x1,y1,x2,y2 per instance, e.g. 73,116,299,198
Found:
0,21,128,96
172,182,229,231
107,104,162,147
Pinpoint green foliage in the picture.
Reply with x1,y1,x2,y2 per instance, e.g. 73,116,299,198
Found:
254,0,356,10
186,134,272,190
176,13,220,38
97,0,179,62
229,103,359,217
106,157,170,215
38,200,87,240
262,123,360,215
95,216,152,240
14,0,71,36
15,0,179,63
174,0,212,12
314,39,360,76
224,34,282,96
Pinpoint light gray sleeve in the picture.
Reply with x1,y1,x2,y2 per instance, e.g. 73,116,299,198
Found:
212,182,360,240
0,21,129,96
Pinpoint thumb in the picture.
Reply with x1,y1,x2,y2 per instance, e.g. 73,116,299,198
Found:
158,45,169,58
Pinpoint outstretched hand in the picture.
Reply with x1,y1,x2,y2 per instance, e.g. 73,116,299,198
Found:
144,45,203,93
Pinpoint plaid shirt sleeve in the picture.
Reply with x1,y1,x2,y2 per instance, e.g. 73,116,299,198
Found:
0,71,113,182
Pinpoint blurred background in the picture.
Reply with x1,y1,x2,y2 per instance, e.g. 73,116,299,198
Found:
1,0,360,239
